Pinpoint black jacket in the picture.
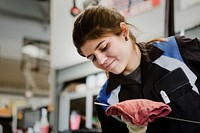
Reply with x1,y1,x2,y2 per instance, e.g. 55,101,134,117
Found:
95,36,200,133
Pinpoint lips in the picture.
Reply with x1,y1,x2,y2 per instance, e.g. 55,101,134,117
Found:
104,59,115,71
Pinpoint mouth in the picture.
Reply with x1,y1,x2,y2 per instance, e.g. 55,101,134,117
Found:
105,59,115,71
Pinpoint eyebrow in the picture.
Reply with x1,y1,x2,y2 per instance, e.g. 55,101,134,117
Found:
86,40,106,59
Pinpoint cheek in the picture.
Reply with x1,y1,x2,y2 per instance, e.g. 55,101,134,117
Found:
93,62,99,68
109,40,126,57
110,46,126,61
92,61,101,68
93,63,105,71
114,47,130,68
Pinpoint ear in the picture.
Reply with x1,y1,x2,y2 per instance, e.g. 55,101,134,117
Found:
120,22,129,39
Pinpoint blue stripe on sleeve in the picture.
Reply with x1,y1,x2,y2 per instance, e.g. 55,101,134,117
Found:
153,36,184,63
96,80,111,110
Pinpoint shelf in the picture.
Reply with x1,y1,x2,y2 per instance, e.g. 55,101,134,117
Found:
59,88,100,132
51,61,103,133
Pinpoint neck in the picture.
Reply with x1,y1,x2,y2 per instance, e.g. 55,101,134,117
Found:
123,44,141,75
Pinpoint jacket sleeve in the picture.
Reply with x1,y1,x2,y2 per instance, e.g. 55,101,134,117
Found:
175,35,200,92
175,35,200,77
95,101,129,133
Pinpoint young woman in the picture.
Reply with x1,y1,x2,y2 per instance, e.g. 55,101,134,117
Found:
72,5,200,133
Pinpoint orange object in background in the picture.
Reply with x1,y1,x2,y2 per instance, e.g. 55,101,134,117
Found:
0,108,12,117
0,99,12,117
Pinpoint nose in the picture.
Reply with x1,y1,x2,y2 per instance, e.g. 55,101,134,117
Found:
96,52,107,65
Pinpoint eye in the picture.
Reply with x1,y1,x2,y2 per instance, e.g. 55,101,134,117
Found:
100,43,109,52
88,55,96,62
92,57,97,62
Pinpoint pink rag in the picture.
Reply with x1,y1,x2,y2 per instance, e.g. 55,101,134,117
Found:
105,99,171,126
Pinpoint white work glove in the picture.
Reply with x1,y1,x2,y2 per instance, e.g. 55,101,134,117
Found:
121,116,147,133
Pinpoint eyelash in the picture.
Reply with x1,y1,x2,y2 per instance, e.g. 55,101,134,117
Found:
91,56,96,62
90,43,109,62
100,44,108,52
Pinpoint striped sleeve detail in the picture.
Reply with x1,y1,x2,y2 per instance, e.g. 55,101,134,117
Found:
96,80,111,110
153,36,184,63
97,81,121,110
153,55,199,94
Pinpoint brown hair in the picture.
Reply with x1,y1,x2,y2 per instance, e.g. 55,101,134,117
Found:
72,5,137,56
72,5,165,57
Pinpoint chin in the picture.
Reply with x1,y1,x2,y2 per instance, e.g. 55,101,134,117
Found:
111,69,123,75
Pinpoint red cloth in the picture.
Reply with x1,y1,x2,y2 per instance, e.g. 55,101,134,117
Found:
105,99,171,126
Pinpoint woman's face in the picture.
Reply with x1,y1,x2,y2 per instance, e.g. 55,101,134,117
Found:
80,34,140,75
